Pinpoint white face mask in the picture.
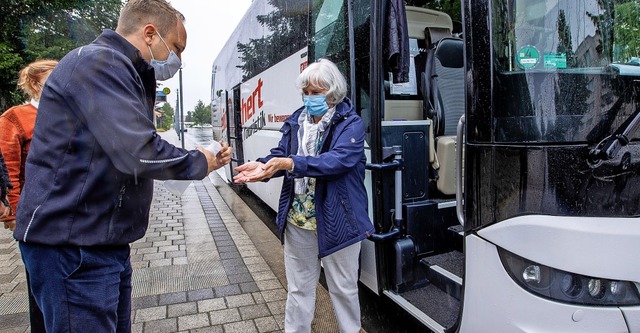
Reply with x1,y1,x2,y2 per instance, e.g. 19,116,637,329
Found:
148,31,181,81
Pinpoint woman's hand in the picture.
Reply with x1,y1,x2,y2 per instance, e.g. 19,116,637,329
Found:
233,158,293,183
234,161,267,183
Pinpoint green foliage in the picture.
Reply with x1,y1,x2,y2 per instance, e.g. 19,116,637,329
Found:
237,0,309,80
158,103,175,131
192,100,212,125
614,0,640,62
0,0,122,112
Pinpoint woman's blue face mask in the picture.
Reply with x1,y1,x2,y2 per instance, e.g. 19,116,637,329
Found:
303,95,329,116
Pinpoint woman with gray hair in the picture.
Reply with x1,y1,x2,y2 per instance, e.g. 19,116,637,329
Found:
235,58,373,333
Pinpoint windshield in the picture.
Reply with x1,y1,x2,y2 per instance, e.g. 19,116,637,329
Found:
491,0,640,143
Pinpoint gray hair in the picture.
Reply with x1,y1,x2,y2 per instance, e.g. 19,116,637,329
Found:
295,59,347,105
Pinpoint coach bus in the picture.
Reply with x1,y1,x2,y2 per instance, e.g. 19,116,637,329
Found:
210,0,640,331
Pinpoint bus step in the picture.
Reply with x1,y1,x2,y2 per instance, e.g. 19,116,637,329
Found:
420,251,464,300
448,224,464,237
393,282,460,331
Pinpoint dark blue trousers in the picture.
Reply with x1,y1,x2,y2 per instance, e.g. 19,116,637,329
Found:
19,242,132,333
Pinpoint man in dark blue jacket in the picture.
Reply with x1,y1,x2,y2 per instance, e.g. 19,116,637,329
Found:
13,0,231,331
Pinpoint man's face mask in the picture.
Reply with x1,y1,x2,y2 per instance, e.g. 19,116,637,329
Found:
148,31,181,81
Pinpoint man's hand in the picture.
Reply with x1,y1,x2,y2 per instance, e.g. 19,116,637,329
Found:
197,141,232,174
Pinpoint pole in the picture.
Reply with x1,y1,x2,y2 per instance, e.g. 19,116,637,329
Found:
179,68,185,149
175,88,180,138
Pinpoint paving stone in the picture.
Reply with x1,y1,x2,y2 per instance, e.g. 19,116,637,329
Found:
239,281,260,293
190,326,224,333
256,279,282,291
177,313,210,331
148,258,172,267
187,288,215,301
254,316,280,333
209,308,241,326
132,295,159,310
197,297,226,312
267,301,286,316
239,303,271,320
224,320,258,333
226,273,254,283
167,302,197,318
213,284,241,297
134,306,167,323
159,292,187,305
143,318,177,333
226,294,255,308
261,289,287,303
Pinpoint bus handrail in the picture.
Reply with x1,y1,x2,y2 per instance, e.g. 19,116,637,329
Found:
455,115,465,226
365,159,402,171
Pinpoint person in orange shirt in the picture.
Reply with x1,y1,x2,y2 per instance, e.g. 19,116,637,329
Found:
0,150,11,219
0,59,56,333
0,59,57,231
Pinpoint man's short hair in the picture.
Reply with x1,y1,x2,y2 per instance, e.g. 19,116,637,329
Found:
117,0,185,36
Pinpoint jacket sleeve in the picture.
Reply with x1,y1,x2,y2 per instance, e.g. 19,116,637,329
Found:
62,48,208,180
0,116,20,221
289,116,365,178
256,122,291,179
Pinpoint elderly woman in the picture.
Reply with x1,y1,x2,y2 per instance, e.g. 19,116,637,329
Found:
234,58,374,333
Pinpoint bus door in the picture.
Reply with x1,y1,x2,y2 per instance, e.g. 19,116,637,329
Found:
227,86,243,182
362,3,465,332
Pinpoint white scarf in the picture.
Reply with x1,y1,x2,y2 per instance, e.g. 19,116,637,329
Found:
294,107,335,194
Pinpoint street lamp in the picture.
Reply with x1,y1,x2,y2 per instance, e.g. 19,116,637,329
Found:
179,67,185,149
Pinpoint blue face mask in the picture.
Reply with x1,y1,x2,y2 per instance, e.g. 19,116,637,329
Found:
303,95,329,116
148,32,182,81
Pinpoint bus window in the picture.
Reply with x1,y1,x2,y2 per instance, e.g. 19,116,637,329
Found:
311,0,348,62
494,0,640,73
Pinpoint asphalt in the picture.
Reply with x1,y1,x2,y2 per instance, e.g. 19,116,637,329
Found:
0,129,343,333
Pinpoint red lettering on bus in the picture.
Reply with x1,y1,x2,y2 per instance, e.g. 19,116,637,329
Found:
240,78,265,125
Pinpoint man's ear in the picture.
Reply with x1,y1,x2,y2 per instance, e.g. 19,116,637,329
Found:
142,24,157,45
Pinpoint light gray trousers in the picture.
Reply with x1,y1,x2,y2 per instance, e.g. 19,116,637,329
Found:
284,223,362,333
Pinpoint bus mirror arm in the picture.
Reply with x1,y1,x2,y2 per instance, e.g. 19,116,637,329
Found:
589,134,629,163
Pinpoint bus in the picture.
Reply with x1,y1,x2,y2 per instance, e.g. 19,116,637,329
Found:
210,0,640,331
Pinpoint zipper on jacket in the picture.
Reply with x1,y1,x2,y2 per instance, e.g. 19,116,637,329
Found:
117,185,126,208
340,198,358,229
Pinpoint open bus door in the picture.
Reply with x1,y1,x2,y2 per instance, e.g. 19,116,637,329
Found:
223,86,243,183
360,3,465,332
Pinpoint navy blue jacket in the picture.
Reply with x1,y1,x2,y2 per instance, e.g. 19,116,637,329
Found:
13,30,208,246
259,98,374,257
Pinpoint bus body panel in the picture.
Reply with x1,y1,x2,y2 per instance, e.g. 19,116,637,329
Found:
243,129,285,211
478,215,640,281
460,234,630,332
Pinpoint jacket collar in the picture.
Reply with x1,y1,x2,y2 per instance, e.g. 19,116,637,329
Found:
93,29,154,75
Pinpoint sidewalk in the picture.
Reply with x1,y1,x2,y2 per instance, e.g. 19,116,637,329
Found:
0,130,287,333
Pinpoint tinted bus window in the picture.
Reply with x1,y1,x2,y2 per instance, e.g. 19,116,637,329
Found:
491,0,640,143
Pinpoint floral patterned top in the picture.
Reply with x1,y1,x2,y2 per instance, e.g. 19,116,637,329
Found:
287,178,317,230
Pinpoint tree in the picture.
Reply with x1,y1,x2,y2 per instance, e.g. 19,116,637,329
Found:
0,0,122,112
613,0,640,62
237,0,309,80
159,103,175,131
192,100,212,125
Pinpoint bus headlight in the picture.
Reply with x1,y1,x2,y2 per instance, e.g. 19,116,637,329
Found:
498,249,640,306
